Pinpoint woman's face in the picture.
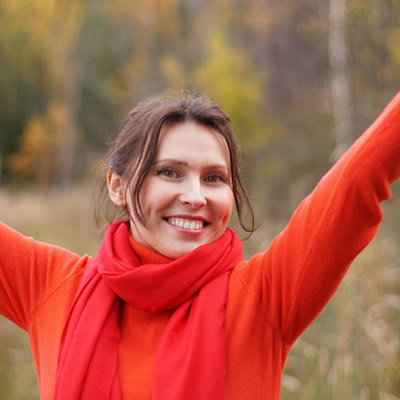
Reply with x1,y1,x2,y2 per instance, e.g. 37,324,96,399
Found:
129,121,234,258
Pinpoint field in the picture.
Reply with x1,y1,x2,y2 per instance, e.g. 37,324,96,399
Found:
0,185,399,399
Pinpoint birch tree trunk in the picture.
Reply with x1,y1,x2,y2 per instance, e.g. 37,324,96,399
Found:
329,0,353,160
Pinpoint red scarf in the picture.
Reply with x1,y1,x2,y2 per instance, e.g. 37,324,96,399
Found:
54,219,242,399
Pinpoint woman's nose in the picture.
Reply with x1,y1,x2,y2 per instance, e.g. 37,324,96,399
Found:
179,178,206,209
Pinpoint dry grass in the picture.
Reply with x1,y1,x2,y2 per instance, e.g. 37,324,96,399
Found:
0,184,103,256
0,185,399,399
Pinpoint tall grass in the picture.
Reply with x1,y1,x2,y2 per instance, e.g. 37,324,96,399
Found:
0,185,399,399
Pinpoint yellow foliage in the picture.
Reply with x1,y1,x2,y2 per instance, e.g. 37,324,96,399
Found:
105,0,179,37
160,55,186,88
0,0,84,90
7,100,69,184
194,29,280,150
0,0,82,49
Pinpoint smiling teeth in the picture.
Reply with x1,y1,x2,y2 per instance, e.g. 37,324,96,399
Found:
168,218,203,230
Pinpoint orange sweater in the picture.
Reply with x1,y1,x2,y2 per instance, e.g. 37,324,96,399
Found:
1,93,400,399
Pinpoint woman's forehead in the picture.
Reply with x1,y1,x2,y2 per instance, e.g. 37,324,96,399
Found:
156,122,230,166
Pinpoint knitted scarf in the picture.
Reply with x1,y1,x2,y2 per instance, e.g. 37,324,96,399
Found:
54,219,242,399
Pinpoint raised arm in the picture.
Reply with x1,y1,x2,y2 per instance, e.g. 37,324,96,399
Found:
240,92,400,344
0,222,89,329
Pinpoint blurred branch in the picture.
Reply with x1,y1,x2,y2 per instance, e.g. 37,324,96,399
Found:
329,0,353,160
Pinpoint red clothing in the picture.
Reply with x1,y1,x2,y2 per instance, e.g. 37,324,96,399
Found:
55,223,242,400
1,92,400,399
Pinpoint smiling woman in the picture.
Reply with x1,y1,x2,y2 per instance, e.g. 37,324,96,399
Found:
108,121,235,258
99,93,255,236
1,91,400,400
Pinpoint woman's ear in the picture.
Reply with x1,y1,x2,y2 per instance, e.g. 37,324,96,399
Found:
107,169,127,207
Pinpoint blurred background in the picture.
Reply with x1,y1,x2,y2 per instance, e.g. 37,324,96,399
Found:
0,0,399,398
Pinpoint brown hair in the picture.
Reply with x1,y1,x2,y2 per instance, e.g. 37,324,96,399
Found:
97,91,255,234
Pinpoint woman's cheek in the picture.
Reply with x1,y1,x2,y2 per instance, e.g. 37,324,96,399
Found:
212,188,234,222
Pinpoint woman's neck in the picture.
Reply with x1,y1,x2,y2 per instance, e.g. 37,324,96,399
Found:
129,235,173,265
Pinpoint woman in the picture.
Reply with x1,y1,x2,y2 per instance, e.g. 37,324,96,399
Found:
0,91,400,400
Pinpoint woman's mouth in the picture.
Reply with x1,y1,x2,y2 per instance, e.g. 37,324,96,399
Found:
165,217,207,231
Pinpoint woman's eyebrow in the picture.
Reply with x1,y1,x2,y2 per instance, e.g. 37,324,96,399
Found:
153,159,188,167
153,158,229,171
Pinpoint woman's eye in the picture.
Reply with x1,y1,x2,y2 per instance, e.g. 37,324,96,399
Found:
157,168,177,178
205,174,227,183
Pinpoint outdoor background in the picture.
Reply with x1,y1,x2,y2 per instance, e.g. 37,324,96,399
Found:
0,0,399,399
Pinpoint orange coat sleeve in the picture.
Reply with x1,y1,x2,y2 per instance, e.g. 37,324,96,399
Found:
0,222,89,330
236,92,400,344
